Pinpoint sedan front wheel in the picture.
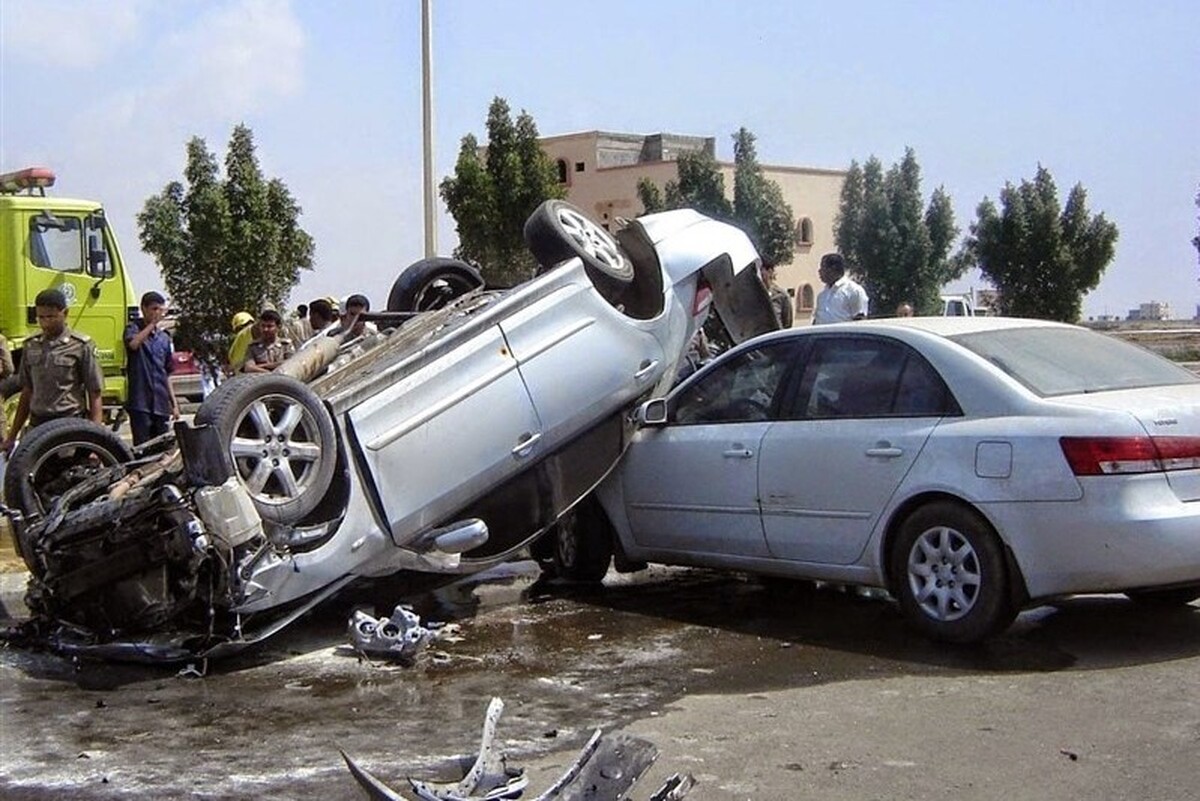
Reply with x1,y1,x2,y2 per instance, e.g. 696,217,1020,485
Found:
890,501,1016,643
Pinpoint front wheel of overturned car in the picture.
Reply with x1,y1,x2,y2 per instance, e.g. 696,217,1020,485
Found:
889,501,1016,644
194,374,337,525
524,199,634,297
386,257,484,313
3,418,133,519
538,497,614,583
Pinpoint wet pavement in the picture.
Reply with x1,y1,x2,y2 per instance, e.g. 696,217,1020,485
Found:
2,554,1200,800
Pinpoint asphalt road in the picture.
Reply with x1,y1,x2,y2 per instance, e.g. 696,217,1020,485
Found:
1,563,1198,800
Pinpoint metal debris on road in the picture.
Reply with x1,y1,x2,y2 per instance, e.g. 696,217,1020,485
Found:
341,697,695,800
348,604,433,663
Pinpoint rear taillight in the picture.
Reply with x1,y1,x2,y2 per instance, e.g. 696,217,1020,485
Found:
1060,436,1200,476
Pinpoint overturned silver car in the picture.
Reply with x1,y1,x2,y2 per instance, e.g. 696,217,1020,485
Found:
0,201,775,660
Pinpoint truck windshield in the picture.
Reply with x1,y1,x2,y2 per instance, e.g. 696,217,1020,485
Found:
30,214,84,273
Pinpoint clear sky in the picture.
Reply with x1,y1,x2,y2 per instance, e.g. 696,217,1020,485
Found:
2,0,1197,319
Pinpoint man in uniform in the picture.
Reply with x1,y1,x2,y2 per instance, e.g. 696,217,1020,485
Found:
760,261,794,329
0,332,14,441
124,290,180,445
2,288,104,455
243,309,295,372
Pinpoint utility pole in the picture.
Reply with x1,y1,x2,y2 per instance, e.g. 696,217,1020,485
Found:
421,0,436,257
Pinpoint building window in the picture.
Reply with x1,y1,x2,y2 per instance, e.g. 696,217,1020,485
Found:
556,159,568,184
798,283,814,312
796,217,814,245
574,161,586,173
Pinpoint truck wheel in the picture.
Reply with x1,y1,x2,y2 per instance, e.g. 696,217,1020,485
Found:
3,418,132,517
386,257,484,312
524,200,634,297
193,374,336,524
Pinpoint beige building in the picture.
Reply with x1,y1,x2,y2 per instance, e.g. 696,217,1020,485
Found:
539,130,847,324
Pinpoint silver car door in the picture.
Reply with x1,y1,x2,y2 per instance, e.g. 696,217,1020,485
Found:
759,335,950,564
620,339,800,557
499,280,665,452
347,324,542,541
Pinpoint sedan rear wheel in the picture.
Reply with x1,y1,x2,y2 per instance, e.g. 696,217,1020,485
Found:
890,501,1016,643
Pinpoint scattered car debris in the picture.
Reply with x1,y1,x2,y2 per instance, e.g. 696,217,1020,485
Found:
348,604,433,663
341,697,694,800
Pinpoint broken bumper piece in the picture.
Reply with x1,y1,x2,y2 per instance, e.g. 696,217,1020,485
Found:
341,697,694,800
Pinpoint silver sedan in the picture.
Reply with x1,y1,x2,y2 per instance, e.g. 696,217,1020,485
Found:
578,316,1200,642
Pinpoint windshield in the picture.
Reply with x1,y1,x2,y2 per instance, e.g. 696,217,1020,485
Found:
950,327,1199,397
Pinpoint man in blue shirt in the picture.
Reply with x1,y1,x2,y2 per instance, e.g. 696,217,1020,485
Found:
124,291,180,445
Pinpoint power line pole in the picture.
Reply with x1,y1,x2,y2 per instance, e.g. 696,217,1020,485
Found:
421,0,437,257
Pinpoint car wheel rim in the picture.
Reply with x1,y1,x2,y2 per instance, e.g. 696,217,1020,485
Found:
28,441,124,514
906,525,981,622
227,393,326,507
556,515,578,569
556,207,626,275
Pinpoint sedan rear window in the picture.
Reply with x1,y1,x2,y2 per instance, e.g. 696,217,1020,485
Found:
950,327,1199,397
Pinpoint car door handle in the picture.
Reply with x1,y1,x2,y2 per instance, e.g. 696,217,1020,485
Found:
723,448,754,459
634,359,659,381
865,444,903,458
512,432,542,458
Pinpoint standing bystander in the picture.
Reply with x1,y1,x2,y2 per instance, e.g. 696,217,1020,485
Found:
812,253,869,325
0,333,13,442
2,288,104,455
243,309,295,372
760,261,794,329
124,291,180,445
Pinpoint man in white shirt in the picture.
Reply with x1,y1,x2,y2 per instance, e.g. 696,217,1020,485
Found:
812,253,869,325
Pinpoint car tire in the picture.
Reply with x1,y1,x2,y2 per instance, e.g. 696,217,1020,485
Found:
3,418,132,518
541,497,613,583
1125,585,1200,607
524,200,634,297
890,501,1016,643
386,257,484,313
193,374,337,525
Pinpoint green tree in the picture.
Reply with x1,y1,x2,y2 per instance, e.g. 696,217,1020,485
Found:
440,97,565,286
961,166,1118,321
636,129,793,265
138,125,313,362
732,128,794,267
834,148,959,316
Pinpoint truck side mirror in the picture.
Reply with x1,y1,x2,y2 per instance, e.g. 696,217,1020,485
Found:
88,245,112,278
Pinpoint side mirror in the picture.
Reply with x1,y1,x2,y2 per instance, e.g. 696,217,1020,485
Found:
88,245,112,278
636,398,669,427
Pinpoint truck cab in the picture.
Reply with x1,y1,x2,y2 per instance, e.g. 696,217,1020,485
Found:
0,168,136,423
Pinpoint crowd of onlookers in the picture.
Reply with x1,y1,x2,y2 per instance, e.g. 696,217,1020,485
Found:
1,289,376,454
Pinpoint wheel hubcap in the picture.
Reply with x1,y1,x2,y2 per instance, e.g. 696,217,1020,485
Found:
907,525,982,622
228,394,324,507
557,208,626,274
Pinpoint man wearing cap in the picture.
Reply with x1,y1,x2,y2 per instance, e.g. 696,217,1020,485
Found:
124,291,180,445
227,311,256,374
243,309,295,372
2,288,104,455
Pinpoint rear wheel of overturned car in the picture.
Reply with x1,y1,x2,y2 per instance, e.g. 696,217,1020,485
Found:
194,374,337,525
386,257,485,313
537,497,614,583
890,501,1017,643
3,418,132,518
524,199,635,298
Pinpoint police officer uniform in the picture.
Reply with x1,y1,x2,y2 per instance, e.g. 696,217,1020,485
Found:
245,337,295,370
17,326,104,426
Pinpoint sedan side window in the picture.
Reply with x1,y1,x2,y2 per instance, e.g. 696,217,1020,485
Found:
793,337,956,419
673,341,797,425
